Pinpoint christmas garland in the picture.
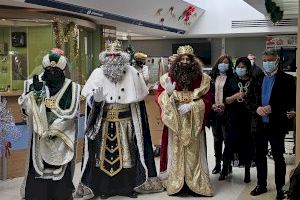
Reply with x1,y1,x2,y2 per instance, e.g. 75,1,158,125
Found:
265,0,283,24
53,20,79,57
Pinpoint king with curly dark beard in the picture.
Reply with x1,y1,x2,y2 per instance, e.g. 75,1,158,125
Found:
156,45,214,197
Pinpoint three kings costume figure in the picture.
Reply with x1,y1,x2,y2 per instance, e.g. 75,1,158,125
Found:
77,40,163,199
156,45,214,197
18,53,81,200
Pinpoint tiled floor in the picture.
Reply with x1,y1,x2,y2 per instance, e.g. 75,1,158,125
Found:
0,128,295,200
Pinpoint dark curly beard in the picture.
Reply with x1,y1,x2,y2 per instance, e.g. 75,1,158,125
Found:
171,63,201,89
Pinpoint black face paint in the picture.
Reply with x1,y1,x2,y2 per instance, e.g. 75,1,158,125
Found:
42,67,65,96
135,60,144,66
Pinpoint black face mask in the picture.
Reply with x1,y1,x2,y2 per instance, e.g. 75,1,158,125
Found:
42,67,65,96
136,60,144,66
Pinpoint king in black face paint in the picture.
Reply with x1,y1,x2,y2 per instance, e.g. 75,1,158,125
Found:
42,66,65,96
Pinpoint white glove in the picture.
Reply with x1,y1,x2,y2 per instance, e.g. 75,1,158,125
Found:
142,65,149,82
93,87,106,102
165,77,176,94
178,103,193,115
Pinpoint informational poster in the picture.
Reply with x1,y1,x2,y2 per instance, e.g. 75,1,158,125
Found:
146,57,168,85
266,35,297,48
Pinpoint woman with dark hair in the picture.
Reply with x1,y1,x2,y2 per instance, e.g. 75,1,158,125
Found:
221,56,253,182
209,55,237,179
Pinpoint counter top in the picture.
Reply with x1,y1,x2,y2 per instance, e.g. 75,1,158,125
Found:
0,91,23,97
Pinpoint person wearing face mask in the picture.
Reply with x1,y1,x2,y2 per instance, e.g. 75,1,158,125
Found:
208,55,237,179
220,57,254,182
247,53,263,78
156,45,213,197
18,53,81,200
134,52,149,84
248,49,296,200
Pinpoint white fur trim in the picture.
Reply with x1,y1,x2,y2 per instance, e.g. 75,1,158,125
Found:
81,66,148,104
50,80,80,119
42,54,67,70
130,103,148,187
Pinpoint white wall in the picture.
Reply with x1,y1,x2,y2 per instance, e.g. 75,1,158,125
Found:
124,36,266,66
123,38,209,57
188,0,297,36
225,36,265,66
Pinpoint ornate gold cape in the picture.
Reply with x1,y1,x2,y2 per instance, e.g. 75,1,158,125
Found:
158,73,214,196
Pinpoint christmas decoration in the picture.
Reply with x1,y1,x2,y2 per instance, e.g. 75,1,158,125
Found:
0,97,20,157
265,0,283,24
160,17,165,25
178,5,197,25
156,8,163,16
169,6,176,18
53,19,79,58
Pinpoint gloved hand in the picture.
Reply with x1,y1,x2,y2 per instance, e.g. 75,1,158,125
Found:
33,75,43,91
165,77,176,94
178,103,193,115
93,87,107,102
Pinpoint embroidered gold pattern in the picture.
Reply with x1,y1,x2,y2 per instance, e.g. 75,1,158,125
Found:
99,106,132,177
158,73,214,196
45,97,56,109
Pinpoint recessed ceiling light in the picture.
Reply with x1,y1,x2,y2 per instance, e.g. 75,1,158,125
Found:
162,36,166,38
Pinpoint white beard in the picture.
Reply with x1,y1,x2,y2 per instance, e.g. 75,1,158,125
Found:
102,64,127,84
100,51,130,84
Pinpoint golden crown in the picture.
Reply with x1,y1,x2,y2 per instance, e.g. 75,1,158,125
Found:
177,45,194,55
134,52,147,60
105,40,122,52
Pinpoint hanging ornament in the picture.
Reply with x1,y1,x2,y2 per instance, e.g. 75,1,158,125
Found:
160,18,165,26
178,5,197,25
169,6,176,18
156,8,163,16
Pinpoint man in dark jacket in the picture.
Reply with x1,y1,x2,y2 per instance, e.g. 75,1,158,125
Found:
249,49,296,200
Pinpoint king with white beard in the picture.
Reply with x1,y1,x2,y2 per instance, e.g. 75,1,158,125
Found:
77,41,163,199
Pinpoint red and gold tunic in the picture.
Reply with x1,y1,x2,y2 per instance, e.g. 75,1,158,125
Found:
155,72,214,196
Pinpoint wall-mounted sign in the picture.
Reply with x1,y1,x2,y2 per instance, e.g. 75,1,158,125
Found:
266,35,297,48
11,32,27,47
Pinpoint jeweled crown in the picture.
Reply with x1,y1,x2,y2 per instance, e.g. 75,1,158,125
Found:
105,40,122,52
177,45,194,55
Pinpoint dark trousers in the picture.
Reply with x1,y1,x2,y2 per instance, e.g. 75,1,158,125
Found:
254,124,286,190
211,114,226,163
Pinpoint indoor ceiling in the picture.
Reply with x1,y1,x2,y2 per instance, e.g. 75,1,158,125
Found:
244,0,299,16
0,0,298,39
273,0,299,15
0,0,206,39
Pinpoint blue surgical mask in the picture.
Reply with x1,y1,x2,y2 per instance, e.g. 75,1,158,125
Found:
262,61,277,73
218,63,229,73
235,68,247,77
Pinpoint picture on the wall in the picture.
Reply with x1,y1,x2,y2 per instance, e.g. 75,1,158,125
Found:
12,54,27,80
11,32,26,47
